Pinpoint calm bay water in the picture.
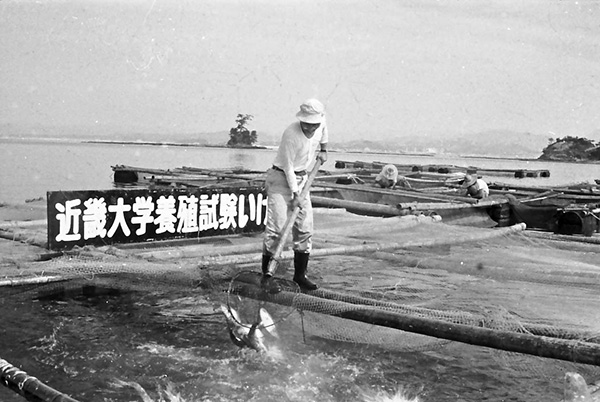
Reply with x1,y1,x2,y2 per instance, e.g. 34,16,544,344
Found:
1,138,600,204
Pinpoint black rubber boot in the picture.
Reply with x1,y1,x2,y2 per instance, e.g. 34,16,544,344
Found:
293,251,318,291
261,252,272,275
260,252,281,294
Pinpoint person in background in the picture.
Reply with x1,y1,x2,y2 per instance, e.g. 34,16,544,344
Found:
374,164,398,188
462,174,489,199
261,99,329,293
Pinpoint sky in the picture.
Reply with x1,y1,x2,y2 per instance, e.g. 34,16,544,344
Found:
1,0,599,142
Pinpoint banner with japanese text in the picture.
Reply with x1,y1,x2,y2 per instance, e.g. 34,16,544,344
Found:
47,187,267,250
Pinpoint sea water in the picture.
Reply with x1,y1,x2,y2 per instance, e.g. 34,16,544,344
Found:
0,284,433,402
0,261,574,402
1,138,600,204
1,138,599,401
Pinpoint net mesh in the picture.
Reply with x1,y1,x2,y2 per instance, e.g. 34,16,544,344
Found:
2,210,600,389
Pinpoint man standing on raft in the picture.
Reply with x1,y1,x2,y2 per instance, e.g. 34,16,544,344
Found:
261,99,329,293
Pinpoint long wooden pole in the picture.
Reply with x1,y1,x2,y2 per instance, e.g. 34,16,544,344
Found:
524,230,600,245
397,199,507,210
491,181,600,199
311,195,411,216
310,286,600,342
231,284,600,367
0,275,66,287
266,159,322,275
0,228,47,248
198,222,525,267
311,181,479,204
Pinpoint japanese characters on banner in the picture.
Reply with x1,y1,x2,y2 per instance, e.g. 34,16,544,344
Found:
47,187,267,250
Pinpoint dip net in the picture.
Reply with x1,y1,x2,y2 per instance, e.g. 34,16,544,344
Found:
2,211,600,391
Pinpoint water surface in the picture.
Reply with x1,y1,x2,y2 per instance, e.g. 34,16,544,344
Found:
2,138,599,204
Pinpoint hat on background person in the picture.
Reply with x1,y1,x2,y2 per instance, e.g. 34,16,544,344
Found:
381,164,398,181
296,99,325,124
462,174,477,188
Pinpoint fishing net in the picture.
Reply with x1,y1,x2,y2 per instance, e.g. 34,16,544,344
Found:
2,209,600,393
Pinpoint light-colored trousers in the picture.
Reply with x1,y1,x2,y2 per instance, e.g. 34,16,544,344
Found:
263,168,313,254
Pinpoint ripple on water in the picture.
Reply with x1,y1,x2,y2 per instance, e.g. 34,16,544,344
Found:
1,278,588,401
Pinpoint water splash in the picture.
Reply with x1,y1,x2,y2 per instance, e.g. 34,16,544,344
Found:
30,319,65,353
359,386,423,402
111,379,186,402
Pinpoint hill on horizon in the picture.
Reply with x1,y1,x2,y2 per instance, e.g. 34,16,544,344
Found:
329,130,552,158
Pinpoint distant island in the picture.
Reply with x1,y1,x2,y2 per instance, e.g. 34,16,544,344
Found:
83,139,268,150
3,121,600,160
539,136,600,162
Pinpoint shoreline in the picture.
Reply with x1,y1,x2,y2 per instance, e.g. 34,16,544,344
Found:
3,136,599,164
84,139,270,150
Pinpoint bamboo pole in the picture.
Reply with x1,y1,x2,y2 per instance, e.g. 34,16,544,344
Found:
0,219,46,229
0,251,63,263
142,213,438,261
233,273,600,344
477,168,550,177
180,165,265,179
312,287,600,342
524,230,600,245
267,160,322,274
313,173,369,181
135,241,261,260
490,181,585,194
0,358,81,402
396,198,507,210
518,190,560,203
312,181,474,202
310,287,477,323
318,213,439,235
0,228,47,248
491,181,600,200
112,164,175,176
0,275,66,288
198,223,526,267
372,250,600,284
231,284,600,366
311,195,411,216
312,181,479,204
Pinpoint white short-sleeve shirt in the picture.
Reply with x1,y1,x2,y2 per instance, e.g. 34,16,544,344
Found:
272,121,328,193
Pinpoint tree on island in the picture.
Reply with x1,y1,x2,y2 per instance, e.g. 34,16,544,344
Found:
227,114,258,147
540,135,600,161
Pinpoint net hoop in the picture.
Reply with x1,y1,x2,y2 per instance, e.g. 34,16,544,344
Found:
226,270,299,330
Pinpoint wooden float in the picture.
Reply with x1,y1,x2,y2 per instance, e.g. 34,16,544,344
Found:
333,160,474,174
333,160,550,178
317,161,600,234
317,171,466,190
312,181,478,205
229,274,600,367
480,167,551,178
110,164,591,233
112,164,266,188
490,181,600,204
110,164,507,227
310,181,508,226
